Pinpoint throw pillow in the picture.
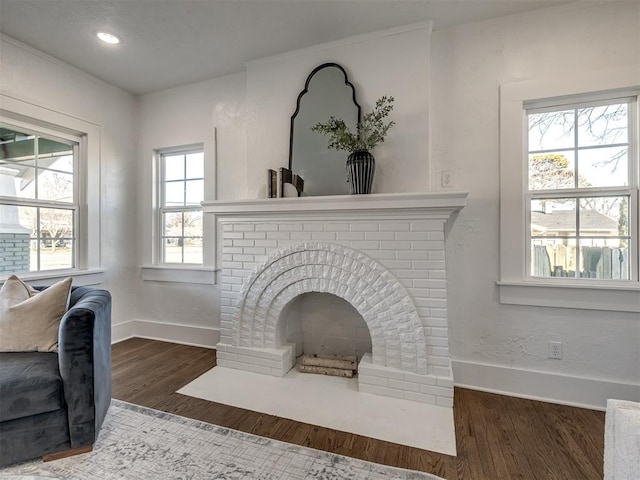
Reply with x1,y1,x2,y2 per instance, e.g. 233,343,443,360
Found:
0,274,72,352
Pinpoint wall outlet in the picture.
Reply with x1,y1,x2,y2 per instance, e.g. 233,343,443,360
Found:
549,341,563,359
441,170,454,188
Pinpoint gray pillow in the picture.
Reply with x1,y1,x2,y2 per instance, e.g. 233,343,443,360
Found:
0,274,72,352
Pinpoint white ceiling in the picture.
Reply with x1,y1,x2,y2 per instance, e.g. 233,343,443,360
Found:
0,0,571,95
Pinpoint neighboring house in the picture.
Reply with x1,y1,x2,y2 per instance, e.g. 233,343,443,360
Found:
531,209,628,279
531,209,619,239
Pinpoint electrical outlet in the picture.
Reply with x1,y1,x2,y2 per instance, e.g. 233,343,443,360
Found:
441,170,453,188
549,341,563,360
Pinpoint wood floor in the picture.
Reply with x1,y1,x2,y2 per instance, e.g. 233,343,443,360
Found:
112,338,605,480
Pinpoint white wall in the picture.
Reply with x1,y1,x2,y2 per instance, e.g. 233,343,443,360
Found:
0,36,138,330
430,1,640,406
245,23,432,197
134,73,247,342
133,24,432,343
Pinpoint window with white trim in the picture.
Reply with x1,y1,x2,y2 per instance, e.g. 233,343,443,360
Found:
158,146,204,265
499,66,639,312
526,95,638,281
0,123,79,274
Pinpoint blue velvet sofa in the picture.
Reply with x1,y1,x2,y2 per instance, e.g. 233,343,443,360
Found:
0,286,112,466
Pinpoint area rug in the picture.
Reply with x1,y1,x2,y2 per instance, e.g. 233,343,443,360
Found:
178,366,457,456
1,400,444,480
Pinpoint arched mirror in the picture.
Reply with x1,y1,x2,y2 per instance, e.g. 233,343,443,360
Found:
289,63,360,196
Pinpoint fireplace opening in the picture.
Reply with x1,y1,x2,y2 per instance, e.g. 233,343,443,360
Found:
282,293,372,366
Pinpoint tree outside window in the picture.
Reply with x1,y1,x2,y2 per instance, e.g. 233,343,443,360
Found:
526,100,633,280
159,148,204,264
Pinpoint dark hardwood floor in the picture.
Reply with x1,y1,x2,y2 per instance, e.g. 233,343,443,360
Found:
112,338,605,480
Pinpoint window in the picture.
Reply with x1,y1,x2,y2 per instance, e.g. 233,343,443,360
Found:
526,97,637,281
498,65,639,312
158,147,204,265
0,123,79,274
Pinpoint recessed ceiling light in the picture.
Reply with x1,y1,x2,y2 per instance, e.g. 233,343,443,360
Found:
96,31,121,45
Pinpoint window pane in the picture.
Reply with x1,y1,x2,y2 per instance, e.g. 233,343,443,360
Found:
38,170,73,202
47,154,74,174
185,179,204,205
163,237,183,263
183,237,202,264
186,152,204,179
163,212,183,237
164,181,185,206
37,208,74,271
528,152,575,190
40,239,73,270
580,241,629,280
577,147,628,188
0,204,34,274
0,165,35,199
164,154,184,181
0,127,34,166
531,198,576,237
38,137,73,165
579,197,628,237
531,238,577,278
183,210,203,237
577,103,628,147
528,109,575,151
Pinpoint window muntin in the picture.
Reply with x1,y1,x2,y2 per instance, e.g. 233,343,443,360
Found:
159,148,204,265
526,97,637,281
0,124,78,273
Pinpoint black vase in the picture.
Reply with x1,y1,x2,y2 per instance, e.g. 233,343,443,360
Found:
346,150,375,194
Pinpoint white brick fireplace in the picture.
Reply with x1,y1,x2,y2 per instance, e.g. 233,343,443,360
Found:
203,192,466,408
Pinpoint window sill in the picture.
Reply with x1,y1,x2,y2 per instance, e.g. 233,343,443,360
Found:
141,265,217,285
497,280,640,313
0,269,106,287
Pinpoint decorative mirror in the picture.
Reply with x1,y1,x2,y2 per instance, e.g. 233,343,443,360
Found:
289,63,361,196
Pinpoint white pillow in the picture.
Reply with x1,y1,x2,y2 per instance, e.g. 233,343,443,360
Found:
0,274,72,352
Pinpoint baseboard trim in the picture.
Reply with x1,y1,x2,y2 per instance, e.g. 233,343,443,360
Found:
111,320,219,349
452,359,640,411
111,321,136,344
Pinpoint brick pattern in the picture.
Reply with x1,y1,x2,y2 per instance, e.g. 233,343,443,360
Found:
217,219,453,405
359,353,453,407
0,233,30,273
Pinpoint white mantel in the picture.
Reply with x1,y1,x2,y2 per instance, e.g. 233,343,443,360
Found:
202,192,468,218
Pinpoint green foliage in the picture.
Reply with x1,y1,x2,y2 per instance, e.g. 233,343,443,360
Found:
618,200,628,237
311,96,395,152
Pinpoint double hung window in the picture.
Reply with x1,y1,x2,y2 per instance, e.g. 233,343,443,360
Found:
526,96,638,281
499,67,639,311
0,123,78,274
158,147,204,265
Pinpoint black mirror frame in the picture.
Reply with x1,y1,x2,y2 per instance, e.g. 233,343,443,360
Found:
288,63,361,171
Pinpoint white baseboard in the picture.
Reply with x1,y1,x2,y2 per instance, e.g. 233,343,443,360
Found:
111,319,219,349
452,359,640,411
111,321,136,344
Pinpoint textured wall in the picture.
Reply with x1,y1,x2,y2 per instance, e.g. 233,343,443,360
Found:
0,37,138,327
245,24,431,198
430,1,640,388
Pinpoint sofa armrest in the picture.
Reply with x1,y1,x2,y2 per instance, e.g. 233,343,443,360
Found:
57,287,111,448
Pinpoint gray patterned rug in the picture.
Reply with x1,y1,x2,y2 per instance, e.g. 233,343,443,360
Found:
1,400,443,480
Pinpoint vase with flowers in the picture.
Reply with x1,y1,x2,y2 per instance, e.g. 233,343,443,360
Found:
311,96,395,194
